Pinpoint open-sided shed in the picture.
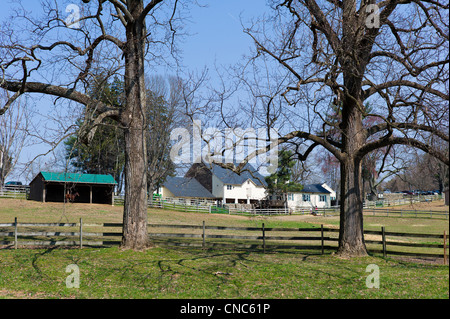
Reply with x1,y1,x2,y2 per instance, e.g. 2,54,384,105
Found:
29,171,117,205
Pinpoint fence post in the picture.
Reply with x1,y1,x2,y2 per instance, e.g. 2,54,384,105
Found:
321,224,324,255
202,221,206,250
14,217,18,250
382,226,386,258
79,218,83,249
444,231,447,266
262,223,266,254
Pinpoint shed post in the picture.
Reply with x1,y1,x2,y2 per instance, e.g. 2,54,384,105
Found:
89,185,93,204
111,187,115,206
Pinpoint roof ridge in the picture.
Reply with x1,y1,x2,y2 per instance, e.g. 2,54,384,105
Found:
39,171,117,184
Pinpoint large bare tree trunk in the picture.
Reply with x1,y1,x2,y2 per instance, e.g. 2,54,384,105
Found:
338,156,367,256
121,1,150,249
337,89,368,256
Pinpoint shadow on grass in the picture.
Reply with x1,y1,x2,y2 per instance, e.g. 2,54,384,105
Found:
7,237,389,298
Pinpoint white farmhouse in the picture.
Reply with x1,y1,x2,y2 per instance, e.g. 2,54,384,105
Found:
284,183,334,210
185,162,267,204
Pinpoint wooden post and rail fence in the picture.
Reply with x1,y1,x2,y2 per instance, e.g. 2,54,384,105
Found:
0,218,448,264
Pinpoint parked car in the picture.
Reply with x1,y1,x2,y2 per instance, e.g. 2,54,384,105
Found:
5,181,22,186
4,181,23,190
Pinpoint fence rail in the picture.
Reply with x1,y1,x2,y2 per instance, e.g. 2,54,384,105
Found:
0,187,28,199
1,218,448,263
364,208,448,219
364,194,442,207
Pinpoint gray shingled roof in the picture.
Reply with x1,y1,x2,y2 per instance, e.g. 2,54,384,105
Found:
210,163,267,187
163,176,216,198
301,184,331,194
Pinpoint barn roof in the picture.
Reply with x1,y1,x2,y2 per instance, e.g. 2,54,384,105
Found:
38,171,117,185
163,176,216,198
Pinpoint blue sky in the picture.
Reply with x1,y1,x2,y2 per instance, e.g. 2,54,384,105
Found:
1,0,271,182
0,0,268,73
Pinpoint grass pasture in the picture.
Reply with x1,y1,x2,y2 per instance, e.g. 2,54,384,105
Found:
0,198,448,299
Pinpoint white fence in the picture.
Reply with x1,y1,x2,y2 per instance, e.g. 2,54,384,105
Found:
2,189,445,219
148,198,211,213
363,194,442,208
0,187,28,199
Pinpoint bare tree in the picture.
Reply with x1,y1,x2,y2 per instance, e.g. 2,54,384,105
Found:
0,0,188,249
218,0,448,256
145,75,188,195
0,92,29,187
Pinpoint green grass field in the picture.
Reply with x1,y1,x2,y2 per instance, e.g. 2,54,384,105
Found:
1,246,448,299
0,198,448,299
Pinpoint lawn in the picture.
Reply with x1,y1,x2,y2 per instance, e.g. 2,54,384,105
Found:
0,198,448,299
0,246,448,299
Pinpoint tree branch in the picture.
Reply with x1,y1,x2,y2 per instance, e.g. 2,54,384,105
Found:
357,136,449,165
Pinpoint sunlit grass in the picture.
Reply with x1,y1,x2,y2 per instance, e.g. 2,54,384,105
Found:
0,246,448,299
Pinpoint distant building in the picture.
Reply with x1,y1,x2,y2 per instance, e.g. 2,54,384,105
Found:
158,163,336,210
159,176,216,202
185,162,267,204
269,183,334,209
29,171,117,205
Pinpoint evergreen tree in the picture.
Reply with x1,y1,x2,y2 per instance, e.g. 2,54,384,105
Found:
65,75,177,195
265,149,303,206
65,75,125,189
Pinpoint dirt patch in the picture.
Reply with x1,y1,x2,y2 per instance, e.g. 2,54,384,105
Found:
391,256,448,265
382,199,448,212
0,289,57,299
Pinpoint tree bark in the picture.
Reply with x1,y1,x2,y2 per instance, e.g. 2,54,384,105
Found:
336,88,368,257
337,156,367,256
120,1,150,250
